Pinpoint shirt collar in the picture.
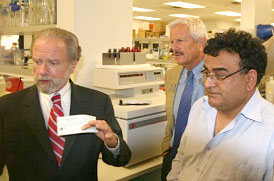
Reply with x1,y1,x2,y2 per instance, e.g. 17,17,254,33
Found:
240,89,263,123
192,55,206,76
183,55,206,82
203,88,263,123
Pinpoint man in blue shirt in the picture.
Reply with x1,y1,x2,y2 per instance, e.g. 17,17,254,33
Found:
161,17,207,180
168,30,274,181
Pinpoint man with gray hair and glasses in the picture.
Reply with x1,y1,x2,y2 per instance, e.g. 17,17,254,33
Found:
161,17,208,180
167,30,274,181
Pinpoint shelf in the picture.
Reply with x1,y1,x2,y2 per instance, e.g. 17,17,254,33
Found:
1,24,56,35
133,37,170,43
0,63,33,78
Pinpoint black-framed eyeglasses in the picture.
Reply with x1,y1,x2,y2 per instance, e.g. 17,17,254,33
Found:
201,67,247,81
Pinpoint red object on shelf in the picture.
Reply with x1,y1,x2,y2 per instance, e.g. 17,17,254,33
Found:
5,77,24,92
149,23,154,30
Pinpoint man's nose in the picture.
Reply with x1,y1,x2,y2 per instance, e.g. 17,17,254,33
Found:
172,43,178,51
39,63,49,74
204,76,215,88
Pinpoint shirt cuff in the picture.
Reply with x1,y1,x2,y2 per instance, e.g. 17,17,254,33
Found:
104,134,120,157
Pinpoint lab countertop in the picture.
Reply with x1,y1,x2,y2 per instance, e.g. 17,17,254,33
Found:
0,91,9,97
0,155,162,181
98,155,162,181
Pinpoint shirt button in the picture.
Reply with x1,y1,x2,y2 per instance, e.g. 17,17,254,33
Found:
196,168,200,172
207,146,211,151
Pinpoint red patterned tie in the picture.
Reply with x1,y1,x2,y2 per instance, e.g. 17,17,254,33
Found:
48,93,65,166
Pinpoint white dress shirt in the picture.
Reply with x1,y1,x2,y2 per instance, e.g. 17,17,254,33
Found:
39,81,71,128
38,81,120,155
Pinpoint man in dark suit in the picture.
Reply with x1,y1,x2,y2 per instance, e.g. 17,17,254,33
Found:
0,28,131,181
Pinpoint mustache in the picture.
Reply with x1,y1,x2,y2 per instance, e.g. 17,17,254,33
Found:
36,75,53,81
174,51,184,56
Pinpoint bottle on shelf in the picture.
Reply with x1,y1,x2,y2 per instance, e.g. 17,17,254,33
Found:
0,4,10,27
9,0,21,27
18,0,30,27
30,0,54,25
10,42,23,66
265,76,274,103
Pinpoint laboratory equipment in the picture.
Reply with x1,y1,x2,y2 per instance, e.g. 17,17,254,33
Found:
93,64,166,166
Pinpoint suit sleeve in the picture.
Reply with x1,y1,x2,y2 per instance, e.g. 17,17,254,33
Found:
101,95,131,166
162,68,174,155
0,99,5,175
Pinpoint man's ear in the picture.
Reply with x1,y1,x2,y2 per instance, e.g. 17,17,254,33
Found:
70,60,78,74
245,69,257,91
198,37,207,51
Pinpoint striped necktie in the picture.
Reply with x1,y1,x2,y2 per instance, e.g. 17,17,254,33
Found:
48,93,65,166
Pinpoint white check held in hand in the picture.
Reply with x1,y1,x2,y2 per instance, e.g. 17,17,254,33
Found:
57,115,99,136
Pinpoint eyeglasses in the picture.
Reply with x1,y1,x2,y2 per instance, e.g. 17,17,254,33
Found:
201,67,247,81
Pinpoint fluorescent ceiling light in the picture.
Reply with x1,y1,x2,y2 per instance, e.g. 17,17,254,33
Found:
235,19,241,21
133,16,161,21
215,11,241,16
169,14,200,18
132,7,154,12
233,0,242,2
163,2,205,8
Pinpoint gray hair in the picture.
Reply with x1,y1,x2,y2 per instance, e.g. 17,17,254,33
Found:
31,28,82,62
169,17,208,41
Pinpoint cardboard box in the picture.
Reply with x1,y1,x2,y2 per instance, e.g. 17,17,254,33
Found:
145,31,154,38
137,29,146,38
153,22,167,32
145,31,164,38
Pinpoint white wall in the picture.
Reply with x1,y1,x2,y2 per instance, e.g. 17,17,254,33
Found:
240,0,272,35
57,0,133,88
203,20,240,33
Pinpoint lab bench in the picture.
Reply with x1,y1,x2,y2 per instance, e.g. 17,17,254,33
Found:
0,156,162,181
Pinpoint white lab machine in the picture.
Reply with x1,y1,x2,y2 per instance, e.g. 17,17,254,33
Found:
93,64,167,166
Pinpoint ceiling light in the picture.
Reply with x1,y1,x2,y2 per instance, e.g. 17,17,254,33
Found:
272,9,274,11
235,19,241,21
271,23,274,26
233,0,242,2
132,7,155,12
169,14,200,18
163,2,205,8
215,11,241,16
133,16,161,21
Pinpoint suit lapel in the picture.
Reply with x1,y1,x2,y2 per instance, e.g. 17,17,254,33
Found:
22,86,56,162
170,65,184,129
61,82,88,164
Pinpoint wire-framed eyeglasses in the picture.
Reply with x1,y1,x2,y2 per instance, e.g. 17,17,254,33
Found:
201,67,247,81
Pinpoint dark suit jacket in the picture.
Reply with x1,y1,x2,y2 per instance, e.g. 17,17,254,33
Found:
0,81,131,181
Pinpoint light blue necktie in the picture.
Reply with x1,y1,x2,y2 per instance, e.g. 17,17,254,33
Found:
171,70,194,159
